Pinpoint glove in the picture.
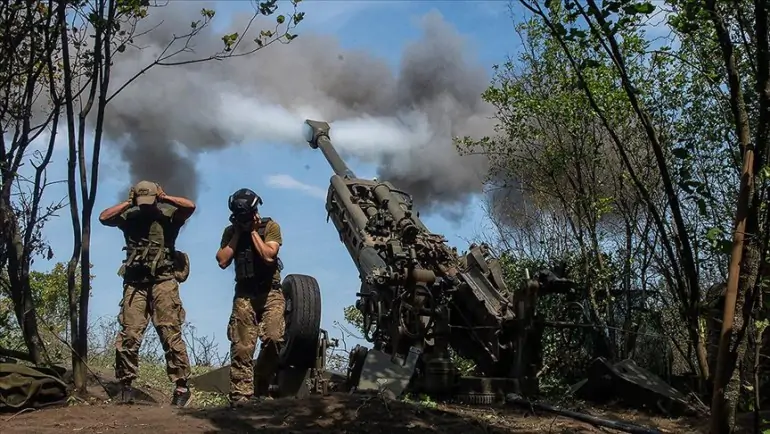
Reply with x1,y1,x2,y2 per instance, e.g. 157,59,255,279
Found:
127,187,135,204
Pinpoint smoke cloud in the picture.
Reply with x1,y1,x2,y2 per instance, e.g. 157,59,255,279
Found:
103,3,496,218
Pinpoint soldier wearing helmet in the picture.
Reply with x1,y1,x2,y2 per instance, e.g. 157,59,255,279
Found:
215,188,284,407
98,181,196,407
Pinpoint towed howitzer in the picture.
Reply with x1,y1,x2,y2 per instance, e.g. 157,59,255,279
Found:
303,119,520,397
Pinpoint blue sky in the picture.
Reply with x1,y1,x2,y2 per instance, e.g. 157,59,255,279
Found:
21,0,517,360
23,0,671,362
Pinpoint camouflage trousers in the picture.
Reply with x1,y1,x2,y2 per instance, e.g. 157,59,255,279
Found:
115,279,191,385
227,288,286,398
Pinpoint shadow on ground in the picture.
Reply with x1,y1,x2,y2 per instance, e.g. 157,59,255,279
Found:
2,392,710,434
182,393,651,434
184,394,516,434
76,369,162,405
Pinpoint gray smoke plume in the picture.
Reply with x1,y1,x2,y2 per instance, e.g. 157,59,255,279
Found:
103,3,495,218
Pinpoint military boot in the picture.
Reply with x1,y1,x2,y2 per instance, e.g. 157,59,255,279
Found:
229,394,251,410
118,381,135,404
171,380,193,408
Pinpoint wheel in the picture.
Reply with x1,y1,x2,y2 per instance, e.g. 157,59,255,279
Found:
279,274,322,370
455,393,497,405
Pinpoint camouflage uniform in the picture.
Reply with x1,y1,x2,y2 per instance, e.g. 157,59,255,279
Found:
220,219,284,399
104,181,192,387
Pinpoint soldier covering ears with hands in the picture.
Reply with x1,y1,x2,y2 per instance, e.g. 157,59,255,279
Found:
98,181,196,407
215,188,285,407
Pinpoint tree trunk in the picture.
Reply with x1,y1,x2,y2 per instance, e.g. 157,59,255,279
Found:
75,222,91,391
2,203,45,364
58,0,85,392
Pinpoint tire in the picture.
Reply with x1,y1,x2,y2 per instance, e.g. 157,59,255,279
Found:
454,393,497,405
279,274,322,370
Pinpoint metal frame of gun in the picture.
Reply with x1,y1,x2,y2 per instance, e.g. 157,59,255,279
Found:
303,119,521,398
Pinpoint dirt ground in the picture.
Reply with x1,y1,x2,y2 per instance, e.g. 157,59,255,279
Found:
1,393,708,434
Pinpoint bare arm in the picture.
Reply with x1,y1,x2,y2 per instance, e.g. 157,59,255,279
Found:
216,227,239,269
251,220,282,264
160,193,196,223
98,201,130,227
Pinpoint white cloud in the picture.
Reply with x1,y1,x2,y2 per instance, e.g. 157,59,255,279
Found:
265,174,327,199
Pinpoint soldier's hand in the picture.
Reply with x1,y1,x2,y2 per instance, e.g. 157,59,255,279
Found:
127,187,135,204
156,183,166,201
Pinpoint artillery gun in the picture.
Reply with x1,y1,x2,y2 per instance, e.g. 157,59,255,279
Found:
303,120,522,399
188,120,577,402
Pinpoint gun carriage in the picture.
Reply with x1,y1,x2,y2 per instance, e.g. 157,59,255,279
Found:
302,120,531,399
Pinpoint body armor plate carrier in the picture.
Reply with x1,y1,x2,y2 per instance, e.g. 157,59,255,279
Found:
118,205,179,283
234,217,284,284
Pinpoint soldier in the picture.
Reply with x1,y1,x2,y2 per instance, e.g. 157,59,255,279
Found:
215,188,284,407
98,180,196,407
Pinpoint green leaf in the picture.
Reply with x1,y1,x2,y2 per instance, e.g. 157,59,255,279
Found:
634,2,655,15
696,198,708,217
221,32,239,51
705,227,721,242
761,166,770,180
671,147,689,159
581,58,601,69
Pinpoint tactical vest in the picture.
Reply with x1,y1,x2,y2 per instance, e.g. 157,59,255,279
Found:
118,204,179,283
234,217,284,285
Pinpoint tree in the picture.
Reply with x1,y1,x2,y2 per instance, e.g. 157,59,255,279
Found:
1,262,90,362
513,1,770,431
513,0,718,385
0,0,68,365
55,0,306,393
461,15,668,364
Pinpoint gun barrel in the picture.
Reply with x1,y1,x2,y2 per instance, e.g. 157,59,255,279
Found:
303,119,356,179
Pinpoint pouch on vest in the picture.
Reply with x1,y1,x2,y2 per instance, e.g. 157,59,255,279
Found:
173,250,190,283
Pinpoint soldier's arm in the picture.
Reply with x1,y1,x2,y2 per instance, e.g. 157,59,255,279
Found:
251,221,282,265
216,226,239,269
162,194,196,223
98,201,130,227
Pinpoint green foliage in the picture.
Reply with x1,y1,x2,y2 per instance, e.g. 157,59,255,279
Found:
402,393,438,409
0,263,91,360
460,4,725,391
221,32,239,51
342,304,364,336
